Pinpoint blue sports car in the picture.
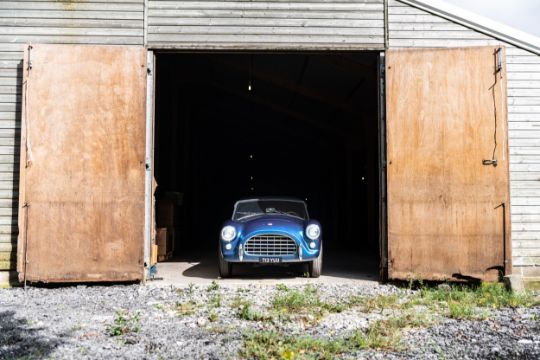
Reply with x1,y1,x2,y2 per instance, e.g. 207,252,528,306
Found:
218,197,323,278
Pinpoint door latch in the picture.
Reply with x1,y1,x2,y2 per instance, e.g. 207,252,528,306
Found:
482,159,498,167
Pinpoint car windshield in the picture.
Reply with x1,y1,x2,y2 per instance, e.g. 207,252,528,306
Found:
233,199,308,221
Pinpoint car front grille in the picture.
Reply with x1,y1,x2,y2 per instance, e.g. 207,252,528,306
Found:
244,234,297,256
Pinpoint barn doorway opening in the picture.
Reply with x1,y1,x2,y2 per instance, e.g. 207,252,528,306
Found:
153,52,382,281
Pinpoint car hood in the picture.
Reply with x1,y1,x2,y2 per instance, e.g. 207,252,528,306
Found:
240,215,305,234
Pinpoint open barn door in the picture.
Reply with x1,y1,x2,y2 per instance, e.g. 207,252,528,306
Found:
386,47,510,282
17,45,147,282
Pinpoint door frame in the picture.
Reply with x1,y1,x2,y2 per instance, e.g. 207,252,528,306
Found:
378,51,388,281
146,49,388,281
144,50,156,273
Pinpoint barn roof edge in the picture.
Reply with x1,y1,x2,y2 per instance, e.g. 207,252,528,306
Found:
396,0,540,56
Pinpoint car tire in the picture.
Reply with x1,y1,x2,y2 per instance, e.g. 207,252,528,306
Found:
218,248,233,278
308,244,323,278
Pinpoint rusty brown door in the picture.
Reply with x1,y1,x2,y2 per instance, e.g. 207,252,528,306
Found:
386,47,510,281
17,45,147,282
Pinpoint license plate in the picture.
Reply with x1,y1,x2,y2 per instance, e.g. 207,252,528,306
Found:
259,257,281,264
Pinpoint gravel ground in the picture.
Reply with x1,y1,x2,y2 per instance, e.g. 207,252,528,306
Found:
0,283,539,359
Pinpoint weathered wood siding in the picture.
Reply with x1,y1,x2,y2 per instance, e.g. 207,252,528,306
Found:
147,0,385,49
390,0,540,279
0,0,144,283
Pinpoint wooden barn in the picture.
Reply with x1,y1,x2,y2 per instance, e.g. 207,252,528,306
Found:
0,0,539,288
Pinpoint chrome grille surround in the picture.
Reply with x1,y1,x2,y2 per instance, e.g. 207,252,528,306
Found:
244,234,297,256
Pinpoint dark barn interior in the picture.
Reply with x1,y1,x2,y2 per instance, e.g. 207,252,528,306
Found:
154,52,381,278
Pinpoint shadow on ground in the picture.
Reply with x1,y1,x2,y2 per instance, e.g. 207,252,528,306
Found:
157,250,379,282
0,311,65,359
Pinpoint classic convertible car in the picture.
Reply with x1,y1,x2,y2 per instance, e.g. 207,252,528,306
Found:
218,197,323,278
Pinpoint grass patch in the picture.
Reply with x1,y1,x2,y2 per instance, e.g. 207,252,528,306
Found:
411,282,540,319
241,331,350,360
237,300,272,322
351,294,405,313
447,301,477,320
238,283,539,358
241,310,434,358
271,285,321,312
353,311,434,351
106,310,141,337
343,283,540,321
417,282,539,308
176,301,198,317
271,285,332,323
270,285,367,322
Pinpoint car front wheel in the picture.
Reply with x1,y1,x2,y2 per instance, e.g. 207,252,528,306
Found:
218,248,233,278
308,245,323,278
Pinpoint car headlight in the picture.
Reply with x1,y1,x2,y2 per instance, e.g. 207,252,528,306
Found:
221,226,236,242
306,224,321,240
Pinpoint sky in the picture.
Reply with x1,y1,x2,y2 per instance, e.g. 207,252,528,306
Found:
444,0,540,38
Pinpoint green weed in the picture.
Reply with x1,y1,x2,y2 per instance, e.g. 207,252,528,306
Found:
153,303,167,312
208,311,218,322
238,301,272,322
207,280,220,292
187,283,196,297
210,293,222,308
106,310,141,337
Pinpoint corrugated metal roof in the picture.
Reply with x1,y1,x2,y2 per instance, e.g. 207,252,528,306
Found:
398,0,540,55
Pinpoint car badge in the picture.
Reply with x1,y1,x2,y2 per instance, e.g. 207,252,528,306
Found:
267,223,273,226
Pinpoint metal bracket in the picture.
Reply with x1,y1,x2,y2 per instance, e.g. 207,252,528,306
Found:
27,45,33,71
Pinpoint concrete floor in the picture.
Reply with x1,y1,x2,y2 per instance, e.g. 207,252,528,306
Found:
148,250,380,287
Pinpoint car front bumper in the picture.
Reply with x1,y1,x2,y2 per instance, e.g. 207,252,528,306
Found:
221,241,321,263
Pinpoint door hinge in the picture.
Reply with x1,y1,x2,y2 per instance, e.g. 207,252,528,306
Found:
495,47,503,79
27,45,33,71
